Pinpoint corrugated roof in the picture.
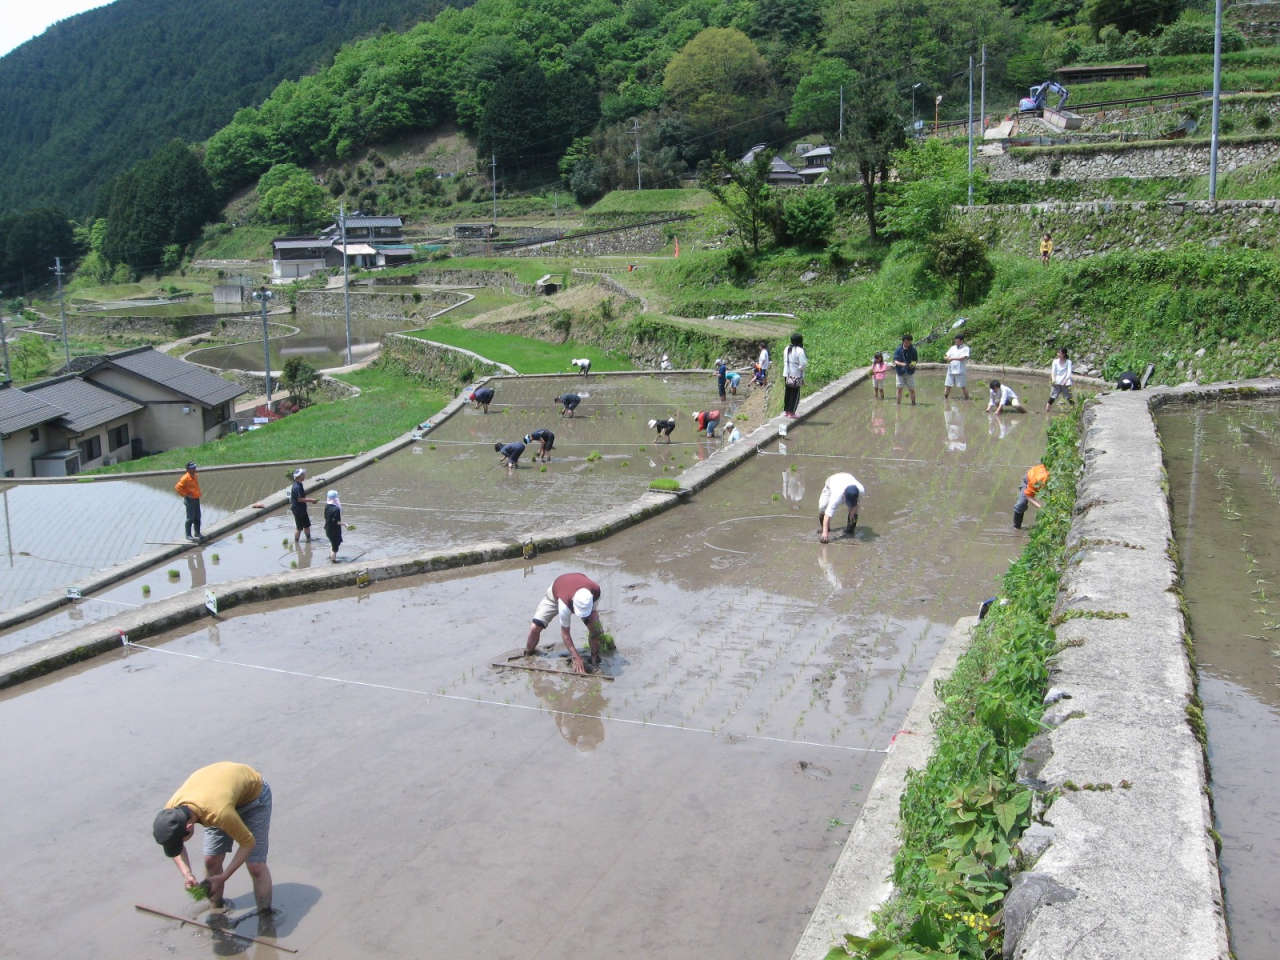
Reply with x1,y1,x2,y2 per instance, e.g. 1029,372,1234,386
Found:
336,243,377,255
802,146,834,159
87,347,245,407
344,216,403,228
0,384,67,435
273,239,330,251
24,376,144,433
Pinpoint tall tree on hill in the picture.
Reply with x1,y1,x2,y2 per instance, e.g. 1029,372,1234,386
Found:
664,28,777,157
830,82,905,243
700,149,776,254
478,63,599,175
101,141,218,270
257,164,333,228
0,207,79,291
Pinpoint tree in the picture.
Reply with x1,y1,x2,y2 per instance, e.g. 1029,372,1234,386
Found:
13,333,51,380
1084,0,1180,37
280,356,321,404
257,164,331,227
883,138,984,242
930,227,995,307
663,28,775,154
789,60,860,135
100,141,217,270
782,190,836,247
830,83,905,243
700,150,777,254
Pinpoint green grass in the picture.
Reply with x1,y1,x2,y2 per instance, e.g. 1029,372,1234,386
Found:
430,289,528,322
88,367,448,474
190,223,280,261
405,326,634,373
433,257,580,284
587,188,713,216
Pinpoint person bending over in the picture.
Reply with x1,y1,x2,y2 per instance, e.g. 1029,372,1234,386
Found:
570,357,592,377
818,472,865,543
1014,463,1050,529
524,429,555,461
987,380,1026,415
524,572,609,675
469,386,495,413
555,393,581,418
691,409,721,438
495,440,526,471
649,415,677,443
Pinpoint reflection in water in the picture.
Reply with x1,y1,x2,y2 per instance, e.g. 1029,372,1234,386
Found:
187,550,207,589
782,467,805,503
987,413,1021,440
295,541,314,570
531,675,609,752
817,544,842,591
944,402,967,452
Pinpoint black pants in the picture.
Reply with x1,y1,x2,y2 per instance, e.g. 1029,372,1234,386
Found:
184,497,202,538
784,382,802,415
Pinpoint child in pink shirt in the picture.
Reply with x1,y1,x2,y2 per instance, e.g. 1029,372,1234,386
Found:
871,353,888,400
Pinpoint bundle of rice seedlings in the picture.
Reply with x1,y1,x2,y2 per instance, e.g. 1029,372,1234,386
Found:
597,632,617,652
187,882,209,902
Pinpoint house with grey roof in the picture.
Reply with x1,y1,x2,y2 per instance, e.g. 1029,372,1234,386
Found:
272,213,415,278
798,145,833,183
1,383,68,478
82,347,245,454
21,376,145,475
739,145,805,185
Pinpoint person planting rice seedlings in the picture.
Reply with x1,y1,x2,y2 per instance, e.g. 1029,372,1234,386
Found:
715,358,728,400
648,413,677,443
289,468,317,544
555,393,582,418
495,439,526,472
323,490,343,563
725,369,741,396
152,762,274,913
523,572,610,675
691,409,721,438
818,472,865,543
1014,462,1049,530
469,386,495,413
987,379,1027,415
570,357,592,377
524,428,555,461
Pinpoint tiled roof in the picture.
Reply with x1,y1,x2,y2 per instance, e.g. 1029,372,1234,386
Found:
86,347,245,407
344,216,403,228
24,376,144,433
272,238,330,251
0,384,67,435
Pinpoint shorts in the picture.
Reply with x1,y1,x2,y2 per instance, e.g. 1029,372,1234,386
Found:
532,587,583,630
203,781,272,863
292,505,311,529
896,372,916,389
945,372,967,388
1049,384,1072,403
326,527,343,551
538,433,555,449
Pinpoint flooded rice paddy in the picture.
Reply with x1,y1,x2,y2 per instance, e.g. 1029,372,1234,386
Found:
0,376,1054,959
184,314,405,372
1160,400,1280,960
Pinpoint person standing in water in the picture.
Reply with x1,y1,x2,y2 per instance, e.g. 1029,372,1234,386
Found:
495,439,526,472
1046,348,1074,412
322,490,343,562
555,393,581,418
290,468,317,543
782,333,807,418
944,333,971,401
1014,463,1050,529
817,472,865,543
893,333,918,406
469,386,495,413
175,461,203,543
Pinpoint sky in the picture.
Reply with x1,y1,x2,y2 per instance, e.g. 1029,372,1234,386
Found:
0,0,111,58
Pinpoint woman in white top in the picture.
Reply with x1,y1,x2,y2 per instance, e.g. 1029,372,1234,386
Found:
1045,348,1074,412
782,333,808,418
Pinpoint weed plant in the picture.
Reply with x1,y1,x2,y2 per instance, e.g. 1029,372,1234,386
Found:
831,405,1082,960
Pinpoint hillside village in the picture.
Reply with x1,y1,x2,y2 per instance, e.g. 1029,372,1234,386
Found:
2,0,1280,958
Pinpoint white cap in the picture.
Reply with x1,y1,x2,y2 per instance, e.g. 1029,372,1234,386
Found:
293,468,306,479
572,588,595,619
326,490,339,502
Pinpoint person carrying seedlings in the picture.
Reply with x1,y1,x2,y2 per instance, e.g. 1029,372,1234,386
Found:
1046,348,1074,412
893,333,918,406
523,571,609,675
871,353,888,400
555,393,581,418
725,369,741,395
649,414,677,443
524,429,555,461
152,761,273,913
323,490,343,563
469,386,495,413
1014,463,1050,529
495,439,526,471
570,357,592,377
818,472,865,543
691,408,721,438
944,333,971,401
175,462,203,543
986,380,1026,415
715,358,728,400
289,468,317,543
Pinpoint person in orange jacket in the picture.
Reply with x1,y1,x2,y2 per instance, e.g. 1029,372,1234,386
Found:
175,461,203,543
1014,463,1049,529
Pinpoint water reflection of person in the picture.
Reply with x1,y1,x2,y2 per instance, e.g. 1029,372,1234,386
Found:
944,401,967,453
295,540,314,570
783,465,805,503
187,549,206,589
988,413,1021,440
817,544,843,591
530,675,608,752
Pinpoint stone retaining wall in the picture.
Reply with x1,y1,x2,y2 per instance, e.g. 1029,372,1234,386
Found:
295,289,467,322
413,268,536,295
506,224,666,257
960,198,1280,258
60,312,254,338
374,332,510,386
983,139,1280,181
224,369,361,403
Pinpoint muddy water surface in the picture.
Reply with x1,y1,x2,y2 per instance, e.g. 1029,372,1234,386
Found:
0,374,733,649
1161,401,1280,960
0,378,1053,960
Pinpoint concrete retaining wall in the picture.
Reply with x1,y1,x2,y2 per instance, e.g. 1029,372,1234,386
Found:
412,268,537,295
983,139,1280,181
507,225,666,257
295,289,467,322
374,332,513,384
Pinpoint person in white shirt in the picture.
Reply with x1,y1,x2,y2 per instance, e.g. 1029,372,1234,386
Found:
570,357,592,377
817,472,865,543
1045,348,1074,412
758,343,770,383
943,333,971,400
782,333,808,418
986,380,1026,415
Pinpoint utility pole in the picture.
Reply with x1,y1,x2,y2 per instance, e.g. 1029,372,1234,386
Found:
554,192,561,238
935,95,942,136
967,55,975,207
0,289,10,382
490,154,498,222
52,257,70,366
340,202,353,366
256,286,273,404
1209,0,1224,200
632,118,642,190
980,44,987,138
839,86,844,139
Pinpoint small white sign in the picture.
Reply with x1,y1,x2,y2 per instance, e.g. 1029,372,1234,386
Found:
254,417,270,424
66,586,82,600
205,588,218,616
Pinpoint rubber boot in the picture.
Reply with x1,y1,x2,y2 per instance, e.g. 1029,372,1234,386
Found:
1013,508,1025,529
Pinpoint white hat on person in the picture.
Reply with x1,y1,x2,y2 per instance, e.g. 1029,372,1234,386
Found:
572,588,595,619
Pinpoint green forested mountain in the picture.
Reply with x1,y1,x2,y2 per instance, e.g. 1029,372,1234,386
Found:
0,0,472,216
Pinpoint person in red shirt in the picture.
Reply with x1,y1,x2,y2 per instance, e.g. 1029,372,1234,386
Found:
690,409,721,437
523,572,609,674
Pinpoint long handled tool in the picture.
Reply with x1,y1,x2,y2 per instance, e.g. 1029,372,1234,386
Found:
134,904,298,953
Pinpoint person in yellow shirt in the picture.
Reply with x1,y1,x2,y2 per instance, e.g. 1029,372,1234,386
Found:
1014,463,1050,529
153,761,273,911
174,461,203,543
1039,233,1054,265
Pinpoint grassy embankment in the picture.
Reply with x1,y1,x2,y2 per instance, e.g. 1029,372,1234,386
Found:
1063,47,1280,108
831,406,1083,960
89,367,448,474
405,326,634,373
